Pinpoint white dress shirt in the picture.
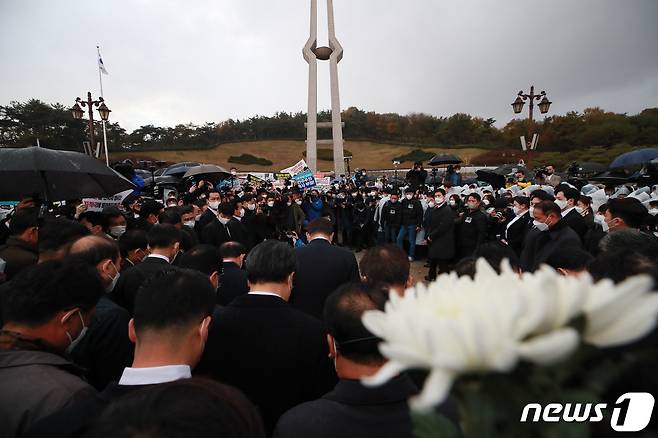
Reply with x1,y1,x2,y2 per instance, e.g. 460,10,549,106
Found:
248,291,284,299
146,254,170,263
118,365,191,385
562,206,576,217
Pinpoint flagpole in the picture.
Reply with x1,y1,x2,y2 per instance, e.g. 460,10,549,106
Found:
97,45,110,166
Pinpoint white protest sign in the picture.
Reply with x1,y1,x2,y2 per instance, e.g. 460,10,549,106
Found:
280,159,308,176
82,189,133,212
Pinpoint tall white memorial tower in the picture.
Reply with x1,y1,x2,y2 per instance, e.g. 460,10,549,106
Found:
303,0,345,176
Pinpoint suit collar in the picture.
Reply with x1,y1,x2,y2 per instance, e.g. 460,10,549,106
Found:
230,293,289,308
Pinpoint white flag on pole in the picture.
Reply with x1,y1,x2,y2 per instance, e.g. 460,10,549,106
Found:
98,50,109,75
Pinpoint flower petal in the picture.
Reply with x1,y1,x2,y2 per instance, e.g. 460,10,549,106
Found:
408,368,455,412
518,328,580,365
585,294,658,347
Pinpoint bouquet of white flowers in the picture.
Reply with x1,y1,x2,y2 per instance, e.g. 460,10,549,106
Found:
362,259,658,437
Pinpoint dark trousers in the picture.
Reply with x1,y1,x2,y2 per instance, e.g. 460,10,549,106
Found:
427,258,451,280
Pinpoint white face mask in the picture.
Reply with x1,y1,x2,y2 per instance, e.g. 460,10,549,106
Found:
295,199,303,205
184,220,195,228
208,201,220,210
247,203,256,211
238,208,245,218
109,225,126,238
467,202,478,210
483,199,491,206
194,214,202,221
555,199,568,210
267,201,275,208
575,206,585,215
533,219,549,232
218,216,230,225
405,194,413,200
64,310,88,354
448,200,456,206
104,261,120,293
512,206,522,216
435,197,444,206
231,171,237,176
427,201,435,208
648,208,658,216
529,206,535,218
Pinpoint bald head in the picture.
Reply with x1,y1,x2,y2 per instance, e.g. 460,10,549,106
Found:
69,236,121,288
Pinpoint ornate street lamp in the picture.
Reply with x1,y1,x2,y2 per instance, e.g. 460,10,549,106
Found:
72,92,111,164
510,85,552,169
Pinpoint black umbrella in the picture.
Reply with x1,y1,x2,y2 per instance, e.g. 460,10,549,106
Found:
587,170,630,185
162,161,201,177
493,164,529,176
0,147,135,201
183,164,230,181
428,154,462,166
476,170,506,190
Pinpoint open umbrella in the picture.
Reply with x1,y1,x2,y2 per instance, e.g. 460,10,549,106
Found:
587,170,630,185
570,162,607,174
609,148,658,169
492,164,529,176
428,154,462,166
183,164,230,181
476,170,506,190
162,161,201,177
0,146,135,201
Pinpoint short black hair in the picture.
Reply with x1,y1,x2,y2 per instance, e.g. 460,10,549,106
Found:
472,241,520,273
607,198,648,229
84,378,265,438
219,203,234,217
306,218,333,236
1,260,103,325
529,189,554,202
559,187,580,203
79,211,109,232
69,236,120,266
245,240,295,283
158,208,182,226
220,241,246,259
588,249,658,285
177,245,221,276
546,248,594,271
38,217,90,254
102,207,124,220
119,229,148,257
147,224,182,249
535,200,562,218
512,196,530,209
599,229,658,259
8,207,38,235
467,193,481,202
133,269,216,333
324,282,386,364
140,200,164,220
360,244,409,288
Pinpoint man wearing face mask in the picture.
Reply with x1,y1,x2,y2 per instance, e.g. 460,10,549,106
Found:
68,236,134,390
456,193,488,260
195,190,222,233
0,260,103,437
103,208,128,240
554,187,588,243
201,203,235,248
112,224,182,314
196,240,336,435
604,197,650,235
425,190,456,280
381,192,403,243
118,229,149,271
520,201,581,272
397,189,423,261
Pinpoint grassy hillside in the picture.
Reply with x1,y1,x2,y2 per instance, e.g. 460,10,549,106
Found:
113,140,489,171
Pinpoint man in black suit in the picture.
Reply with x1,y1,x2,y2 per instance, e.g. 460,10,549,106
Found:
196,240,336,435
177,244,222,300
505,196,533,256
291,218,360,319
227,200,250,249
274,282,419,438
426,190,456,280
520,201,582,272
555,186,588,242
217,241,248,305
201,203,234,248
111,224,182,314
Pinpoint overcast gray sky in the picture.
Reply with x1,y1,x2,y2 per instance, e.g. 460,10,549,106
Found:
1,0,657,132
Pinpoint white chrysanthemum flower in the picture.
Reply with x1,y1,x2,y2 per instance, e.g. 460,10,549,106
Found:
583,275,658,347
362,259,580,411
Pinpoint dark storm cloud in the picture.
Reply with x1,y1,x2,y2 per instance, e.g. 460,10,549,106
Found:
1,0,656,131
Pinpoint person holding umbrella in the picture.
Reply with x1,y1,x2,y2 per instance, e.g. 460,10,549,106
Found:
405,162,427,191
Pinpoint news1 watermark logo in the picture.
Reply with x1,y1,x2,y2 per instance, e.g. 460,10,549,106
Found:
520,393,655,432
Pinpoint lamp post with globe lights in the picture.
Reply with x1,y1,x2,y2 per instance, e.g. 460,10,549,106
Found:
71,92,111,165
511,85,552,169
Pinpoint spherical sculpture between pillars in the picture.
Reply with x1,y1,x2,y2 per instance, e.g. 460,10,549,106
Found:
313,46,333,60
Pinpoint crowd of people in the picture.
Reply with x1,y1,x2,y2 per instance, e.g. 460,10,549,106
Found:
0,160,657,437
